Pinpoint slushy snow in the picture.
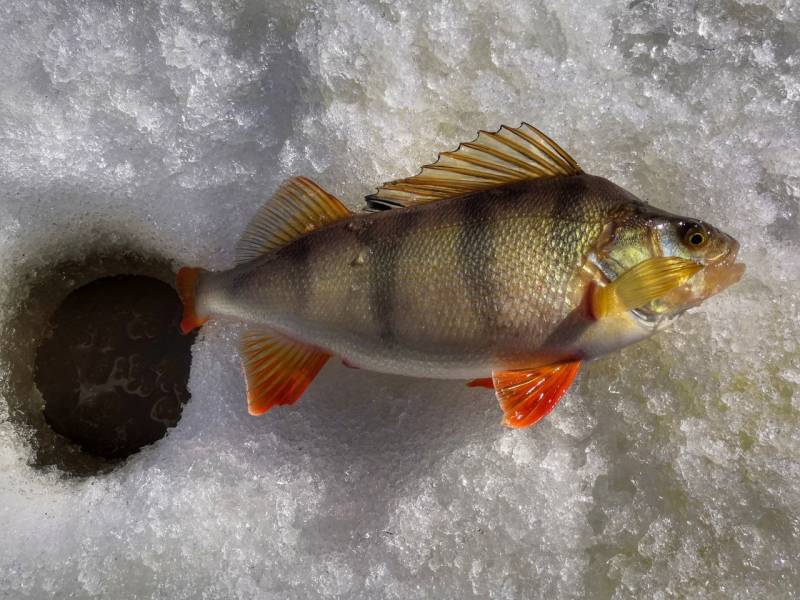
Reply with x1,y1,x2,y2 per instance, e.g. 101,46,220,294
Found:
1,0,799,598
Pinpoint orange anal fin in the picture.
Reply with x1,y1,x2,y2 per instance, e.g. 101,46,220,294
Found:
467,377,494,389
241,330,330,416
493,361,582,428
176,266,209,334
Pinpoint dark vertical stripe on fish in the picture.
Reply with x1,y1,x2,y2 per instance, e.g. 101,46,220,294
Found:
363,210,420,344
286,235,311,310
459,197,498,332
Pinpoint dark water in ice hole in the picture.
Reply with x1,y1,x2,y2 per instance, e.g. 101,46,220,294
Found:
34,275,195,460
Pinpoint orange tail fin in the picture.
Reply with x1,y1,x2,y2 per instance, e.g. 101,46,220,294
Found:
176,267,209,334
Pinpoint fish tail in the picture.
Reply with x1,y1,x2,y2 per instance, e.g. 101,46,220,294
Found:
176,266,210,334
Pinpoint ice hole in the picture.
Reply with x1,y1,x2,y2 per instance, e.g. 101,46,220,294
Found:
3,251,195,475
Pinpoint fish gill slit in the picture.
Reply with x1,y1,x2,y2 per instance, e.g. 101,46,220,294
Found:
648,226,663,258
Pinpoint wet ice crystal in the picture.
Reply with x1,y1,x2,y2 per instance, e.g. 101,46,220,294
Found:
0,0,799,598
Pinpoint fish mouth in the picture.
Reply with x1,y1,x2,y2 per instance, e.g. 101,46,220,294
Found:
653,240,745,314
702,239,745,296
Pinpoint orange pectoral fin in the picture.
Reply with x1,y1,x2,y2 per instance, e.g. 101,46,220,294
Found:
493,361,582,428
467,378,494,389
241,330,330,416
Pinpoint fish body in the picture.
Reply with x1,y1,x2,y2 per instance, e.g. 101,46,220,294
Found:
178,124,743,427
200,175,644,377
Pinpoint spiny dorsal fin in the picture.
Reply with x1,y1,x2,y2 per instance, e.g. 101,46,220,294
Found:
241,329,330,416
236,176,351,265
366,123,582,210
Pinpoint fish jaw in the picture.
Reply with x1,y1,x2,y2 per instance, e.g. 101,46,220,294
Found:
700,237,745,297
704,261,746,296
657,238,745,311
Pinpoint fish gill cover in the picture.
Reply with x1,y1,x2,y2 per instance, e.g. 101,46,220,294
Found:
0,0,798,598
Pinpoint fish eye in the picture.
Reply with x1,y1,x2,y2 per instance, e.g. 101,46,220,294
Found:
683,224,708,248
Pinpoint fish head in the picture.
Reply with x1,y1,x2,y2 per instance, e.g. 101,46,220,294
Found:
595,206,745,317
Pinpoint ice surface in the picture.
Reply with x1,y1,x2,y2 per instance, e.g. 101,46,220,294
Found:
1,0,799,598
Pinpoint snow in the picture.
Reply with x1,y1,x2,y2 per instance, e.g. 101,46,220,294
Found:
1,0,799,598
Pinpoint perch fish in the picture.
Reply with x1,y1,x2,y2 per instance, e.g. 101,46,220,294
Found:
177,124,744,428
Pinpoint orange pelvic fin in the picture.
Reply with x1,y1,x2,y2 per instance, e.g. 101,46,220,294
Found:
176,267,209,334
241,329,330,416
493,361,582,428
467,377,494,389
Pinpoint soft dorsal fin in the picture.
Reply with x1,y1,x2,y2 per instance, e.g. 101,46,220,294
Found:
236,176,351,264
366,123,582,210
241,329,330,416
